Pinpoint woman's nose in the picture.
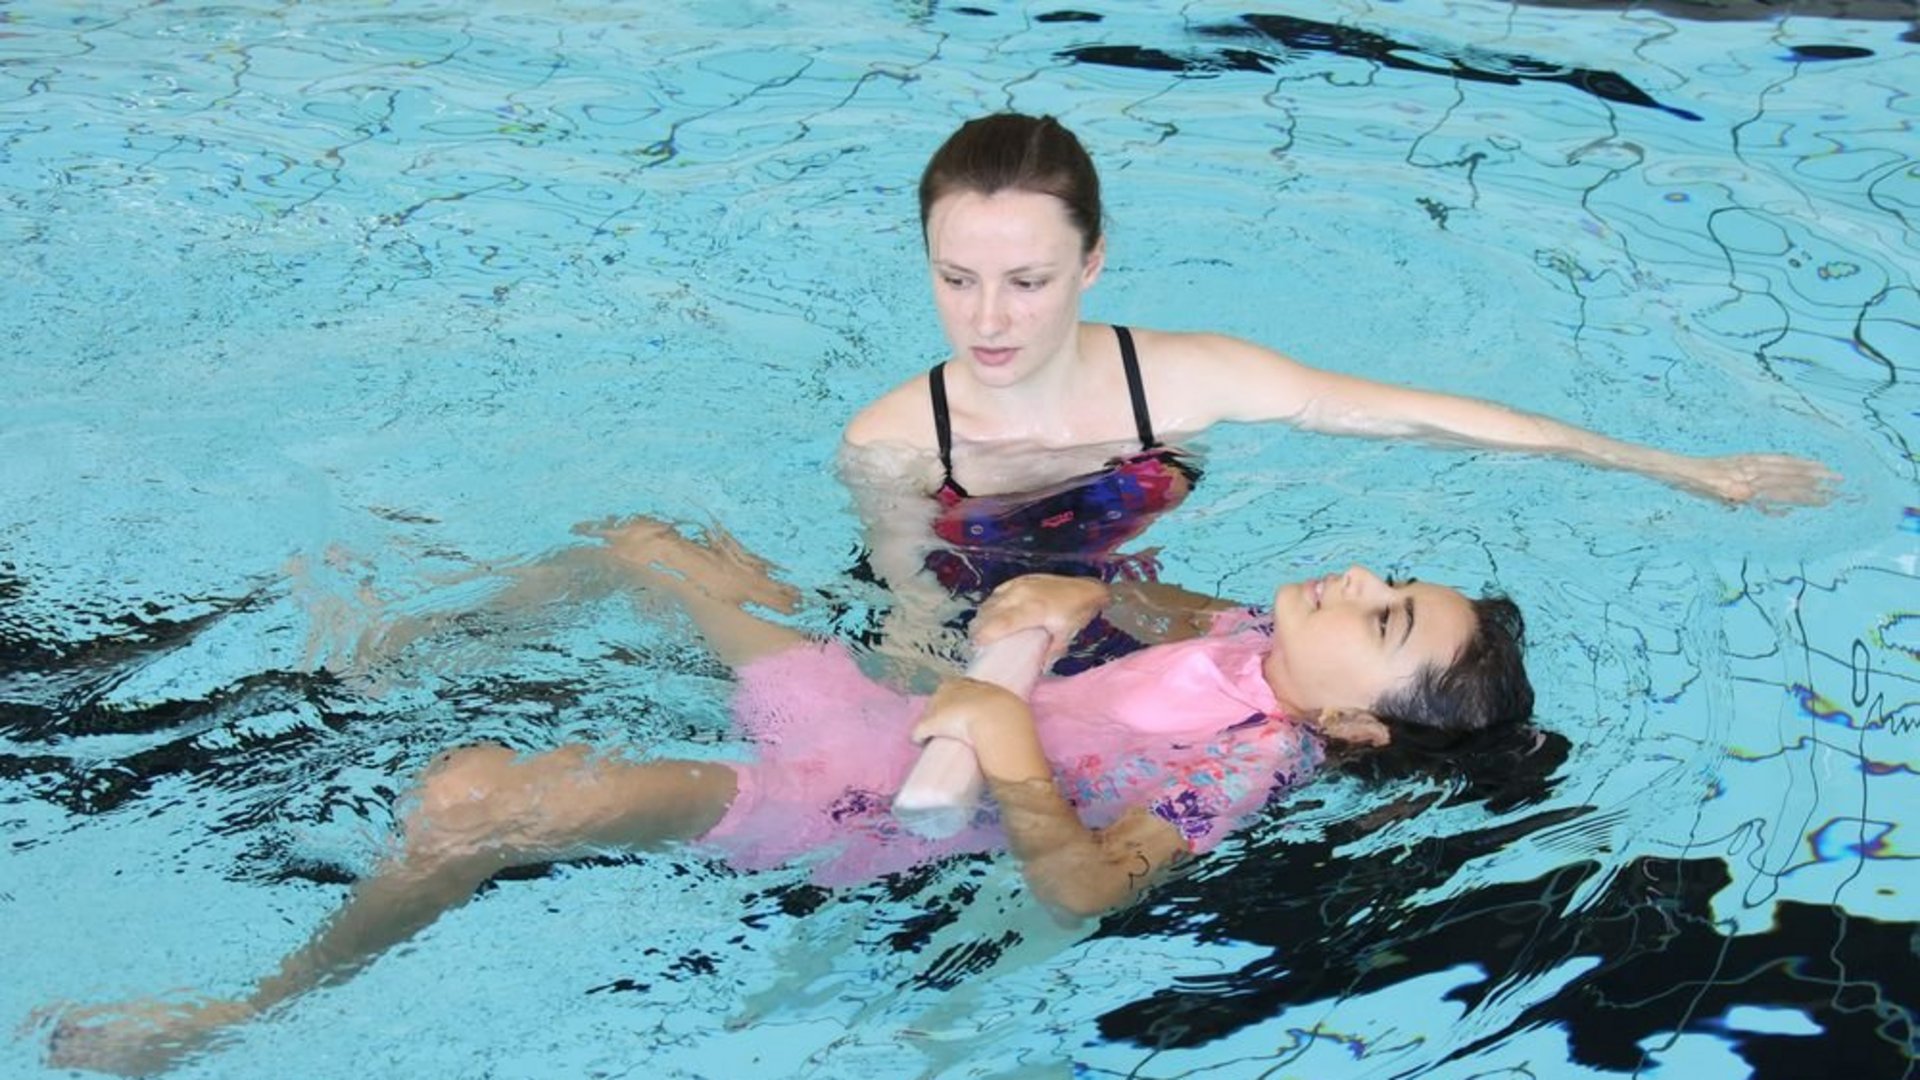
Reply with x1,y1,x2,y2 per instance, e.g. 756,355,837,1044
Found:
973,287,1009,336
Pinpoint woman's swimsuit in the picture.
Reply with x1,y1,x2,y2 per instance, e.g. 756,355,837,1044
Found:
922,325,1201,672
699,607,1317,886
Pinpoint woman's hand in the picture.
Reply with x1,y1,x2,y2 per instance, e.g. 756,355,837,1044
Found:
973,574,1111,656
1662,453,1840,511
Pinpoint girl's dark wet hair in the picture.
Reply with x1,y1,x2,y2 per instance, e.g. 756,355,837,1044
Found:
918,113,1103,254
1374,594,1534,738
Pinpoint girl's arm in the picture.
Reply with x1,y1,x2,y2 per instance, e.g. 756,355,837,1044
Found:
1157,332,1838,509
911,679,1190,918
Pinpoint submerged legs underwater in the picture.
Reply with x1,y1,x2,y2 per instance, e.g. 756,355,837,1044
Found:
44,521,808,1075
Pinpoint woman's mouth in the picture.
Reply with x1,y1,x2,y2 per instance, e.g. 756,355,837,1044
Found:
971,346,1018,367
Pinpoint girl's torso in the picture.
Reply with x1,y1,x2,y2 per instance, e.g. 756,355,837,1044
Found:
712,614,1318,884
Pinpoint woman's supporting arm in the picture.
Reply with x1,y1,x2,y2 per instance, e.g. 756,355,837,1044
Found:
971,572,1240,649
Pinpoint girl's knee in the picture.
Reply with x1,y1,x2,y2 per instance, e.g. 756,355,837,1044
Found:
411,744,591,830
418,744,513,803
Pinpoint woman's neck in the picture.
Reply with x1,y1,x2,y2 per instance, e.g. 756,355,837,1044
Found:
950,322,1094,446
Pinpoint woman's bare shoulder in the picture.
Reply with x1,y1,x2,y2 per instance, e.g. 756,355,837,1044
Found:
1124,326,1312,428
845,369,935,448
1128,325,1272,365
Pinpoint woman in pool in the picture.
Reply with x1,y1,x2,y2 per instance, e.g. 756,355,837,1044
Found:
844,113,1836,647
48,518,1531,1075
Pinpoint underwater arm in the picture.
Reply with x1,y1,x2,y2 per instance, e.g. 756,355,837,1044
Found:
833,439,974,675
910,679,1191,918
973,573,1239,649
1101,580,1244,645
838,382,960,600
836,440,944,594
1181,334,1839,509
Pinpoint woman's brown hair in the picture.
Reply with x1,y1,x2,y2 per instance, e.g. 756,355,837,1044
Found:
918,113,1103,255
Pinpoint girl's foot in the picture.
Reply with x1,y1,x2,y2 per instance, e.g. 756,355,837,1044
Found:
574,516,800,614
42,997,254,1076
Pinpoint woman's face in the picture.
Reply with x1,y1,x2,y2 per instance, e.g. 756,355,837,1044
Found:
1262,565,1478,719
924,189,1103,387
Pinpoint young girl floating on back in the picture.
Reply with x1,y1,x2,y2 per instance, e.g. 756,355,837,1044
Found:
46,517,1532,1075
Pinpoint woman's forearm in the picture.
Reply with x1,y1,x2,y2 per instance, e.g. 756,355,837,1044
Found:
1403,395,1680,472
1205,339,1834,506
1296,377,1836,505
1299,376,1669,464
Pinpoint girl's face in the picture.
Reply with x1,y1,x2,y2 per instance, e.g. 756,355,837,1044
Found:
1262,566,1478,719
924,189,1104,387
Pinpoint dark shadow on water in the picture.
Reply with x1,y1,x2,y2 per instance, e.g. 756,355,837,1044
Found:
1030,5,1915,97
1090,843,1917,1076
1018,1,1917,18
1061,13,1711,120
1503,0,1915,26
1499,0,1918,44
1071,723,1919,1078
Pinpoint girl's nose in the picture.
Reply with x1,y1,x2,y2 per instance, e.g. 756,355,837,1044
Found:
1345,565,1389,597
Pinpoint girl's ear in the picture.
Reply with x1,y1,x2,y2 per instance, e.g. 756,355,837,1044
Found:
1312,708,1391,749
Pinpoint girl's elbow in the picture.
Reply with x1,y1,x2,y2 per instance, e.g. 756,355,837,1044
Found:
1027,858,1149,918
1033,879,1126,921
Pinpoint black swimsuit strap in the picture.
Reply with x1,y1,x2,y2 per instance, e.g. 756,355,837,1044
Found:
928,362,961,491
1114,325,1159,449
931,330,1155,498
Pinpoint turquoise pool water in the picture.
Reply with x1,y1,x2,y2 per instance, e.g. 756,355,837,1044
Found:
2,2,1914,1077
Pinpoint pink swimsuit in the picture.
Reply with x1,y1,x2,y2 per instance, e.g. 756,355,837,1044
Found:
698,611,1319,885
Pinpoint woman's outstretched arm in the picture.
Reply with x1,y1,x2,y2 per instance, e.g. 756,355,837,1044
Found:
1154,331,1840,510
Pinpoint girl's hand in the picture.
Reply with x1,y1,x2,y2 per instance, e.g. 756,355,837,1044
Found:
973,575,1110,655
1666,453,1840,512
911,677,1028,748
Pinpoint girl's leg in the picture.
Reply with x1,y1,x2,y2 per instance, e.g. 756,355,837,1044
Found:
302,516,804,675
47,745,738,1076
584,517,810,668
